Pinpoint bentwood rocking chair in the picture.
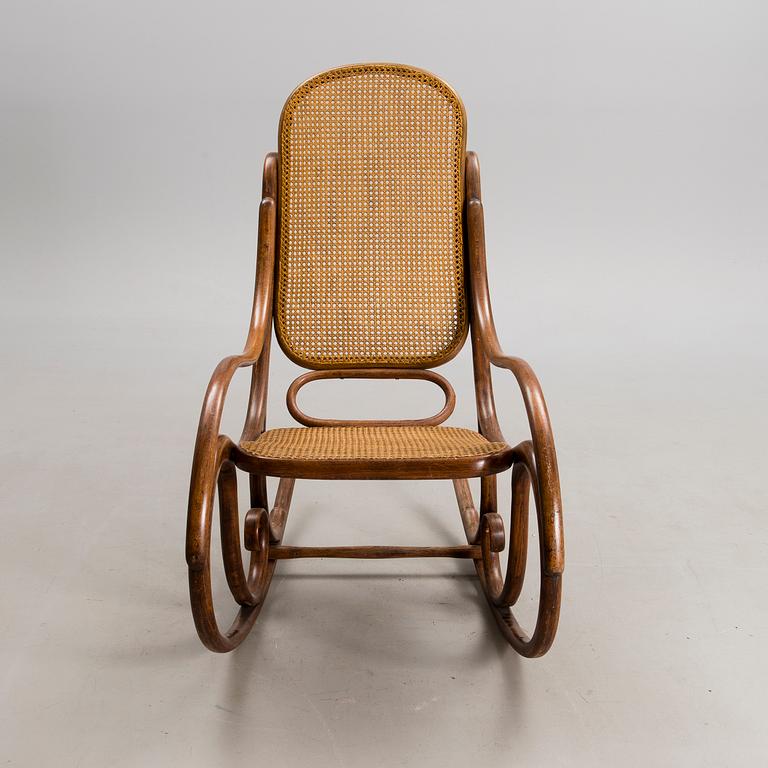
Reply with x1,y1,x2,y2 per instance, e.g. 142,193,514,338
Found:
186,64,565,657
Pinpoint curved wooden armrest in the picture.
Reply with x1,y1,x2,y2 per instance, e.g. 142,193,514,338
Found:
186,189,276,570
465,150,563,576
491,357,563,576
193,352,260,454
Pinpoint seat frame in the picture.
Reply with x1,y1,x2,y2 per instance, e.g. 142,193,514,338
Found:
185,148,564,658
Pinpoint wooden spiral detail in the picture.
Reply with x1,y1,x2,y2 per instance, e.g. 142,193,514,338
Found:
187,436,286,652
474,442,564,657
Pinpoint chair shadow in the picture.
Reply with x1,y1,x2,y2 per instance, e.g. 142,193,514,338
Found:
136,481,525,760
214,480,526,751
215,565,526,758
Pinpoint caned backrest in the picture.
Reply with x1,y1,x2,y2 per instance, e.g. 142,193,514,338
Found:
275,64,467,369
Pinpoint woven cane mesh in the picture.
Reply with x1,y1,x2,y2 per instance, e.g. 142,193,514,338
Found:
276,64,467,368
240,426,507,462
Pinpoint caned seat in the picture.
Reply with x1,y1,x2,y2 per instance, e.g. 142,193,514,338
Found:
238,425,513,479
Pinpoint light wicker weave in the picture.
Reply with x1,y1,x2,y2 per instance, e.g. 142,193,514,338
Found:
276,63,467,369
240,426,507,462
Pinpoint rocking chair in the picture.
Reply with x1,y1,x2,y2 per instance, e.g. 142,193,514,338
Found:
185,64,564,657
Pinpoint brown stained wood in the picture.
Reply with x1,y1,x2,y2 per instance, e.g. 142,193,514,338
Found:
218,460,260,606
465,151,564,575
462,151,565,657
186,75,565,659
185,155,285,652
242,154,279,510
230,442,514,481
267,477,295,543
266,545,481,560
452,479,479,542
504,460,532,604
286,368,456,427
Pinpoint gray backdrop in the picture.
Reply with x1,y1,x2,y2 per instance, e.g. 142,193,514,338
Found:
2,1,766,765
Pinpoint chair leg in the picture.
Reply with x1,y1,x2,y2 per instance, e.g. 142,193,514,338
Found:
453,441,564,658
186,436,294,652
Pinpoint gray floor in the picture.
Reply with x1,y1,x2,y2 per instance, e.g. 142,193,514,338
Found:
3,1,767,762
2,317,766,766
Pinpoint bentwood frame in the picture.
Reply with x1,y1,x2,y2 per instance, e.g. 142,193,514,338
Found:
185,64,564,657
